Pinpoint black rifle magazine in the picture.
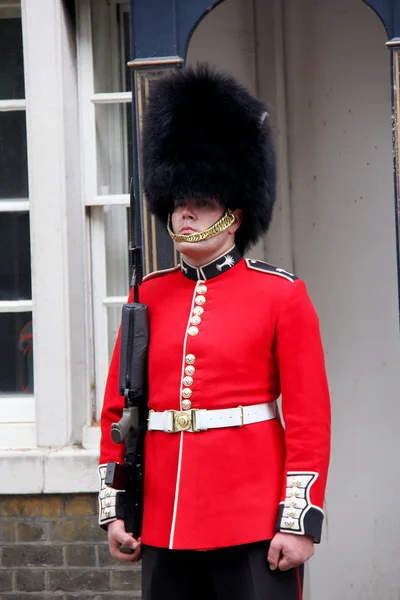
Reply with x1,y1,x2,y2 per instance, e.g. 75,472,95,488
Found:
119,302,149,398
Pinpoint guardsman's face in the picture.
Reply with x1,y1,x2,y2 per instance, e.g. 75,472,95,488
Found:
171,197,224,236
170,197,241,265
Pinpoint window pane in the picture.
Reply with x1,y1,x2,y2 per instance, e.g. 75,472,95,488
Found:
0,212,31,300
96,104,128,195
0,312,33,394
104,205,129,297
0,111,29,199
0,16,24,100
108,306,122,360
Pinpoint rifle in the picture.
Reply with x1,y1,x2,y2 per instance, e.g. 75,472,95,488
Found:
105,177,149,540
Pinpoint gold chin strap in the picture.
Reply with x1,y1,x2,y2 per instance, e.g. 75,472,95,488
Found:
167,210,235,243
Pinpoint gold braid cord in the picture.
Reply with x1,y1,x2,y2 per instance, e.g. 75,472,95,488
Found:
167,210,235,243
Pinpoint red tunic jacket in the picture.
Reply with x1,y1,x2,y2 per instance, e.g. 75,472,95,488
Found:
99,248,330,550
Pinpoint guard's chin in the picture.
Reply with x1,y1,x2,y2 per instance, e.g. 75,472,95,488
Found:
175,239,211,255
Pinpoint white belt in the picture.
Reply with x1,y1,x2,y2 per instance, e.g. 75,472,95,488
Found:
147,401,277,433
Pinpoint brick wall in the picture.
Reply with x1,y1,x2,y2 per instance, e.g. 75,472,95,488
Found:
0,494,141,599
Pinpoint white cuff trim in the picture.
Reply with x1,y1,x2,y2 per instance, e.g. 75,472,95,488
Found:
279,471,322,534
97,463,125,525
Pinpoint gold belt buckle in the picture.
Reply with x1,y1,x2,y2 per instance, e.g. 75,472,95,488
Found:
172,409,200,432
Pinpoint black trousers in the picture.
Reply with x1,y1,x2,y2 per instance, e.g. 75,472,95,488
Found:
142,541,303,600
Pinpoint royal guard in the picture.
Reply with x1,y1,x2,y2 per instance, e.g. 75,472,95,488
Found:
98,64,331,600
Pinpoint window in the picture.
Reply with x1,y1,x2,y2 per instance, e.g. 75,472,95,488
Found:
0,3,35,447
0,0,176,454
78,0,176,425
77,0,131,425
1,0,98,491
2,0,89,454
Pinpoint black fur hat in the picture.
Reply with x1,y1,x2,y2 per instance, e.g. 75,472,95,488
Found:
142,64,276,254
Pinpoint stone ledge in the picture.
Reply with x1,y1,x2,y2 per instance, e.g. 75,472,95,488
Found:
0,447,100,494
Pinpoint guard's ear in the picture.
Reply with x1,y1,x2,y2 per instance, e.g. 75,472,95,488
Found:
229,209,243,234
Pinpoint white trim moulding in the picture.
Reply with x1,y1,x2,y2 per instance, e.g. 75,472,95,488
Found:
0,446,99,493
0,300,32,313
87,194,129,207
0,1,22,8
0,396,35,424
90,91,132,104
103,296,127,307
0,200,29,212
0,99,26,111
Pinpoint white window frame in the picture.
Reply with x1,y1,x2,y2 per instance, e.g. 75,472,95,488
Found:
0,0,136,493
0,0,99,493
77,0,132,446
0,2,35,448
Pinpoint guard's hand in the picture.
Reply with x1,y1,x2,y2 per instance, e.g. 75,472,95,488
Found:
107,519,142,562
267,532,314,571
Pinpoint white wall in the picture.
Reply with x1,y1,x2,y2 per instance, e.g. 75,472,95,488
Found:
187,0,267,261
283,1,400,598
187,0,257,92
187,0,300,267
189,0,400,598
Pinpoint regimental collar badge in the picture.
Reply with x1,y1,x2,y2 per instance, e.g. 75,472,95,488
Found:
216,254,235,271
181,245,242,281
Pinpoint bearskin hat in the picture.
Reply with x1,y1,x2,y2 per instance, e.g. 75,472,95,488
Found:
142,64,276,254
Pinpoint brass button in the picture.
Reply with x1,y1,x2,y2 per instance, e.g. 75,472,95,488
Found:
105,499,111,507
284,520,294,528
182,399,192,410
185,365,195,376
193,306,204,316
197,284,208,294
185,354,196,364
290,488,300,498
190,316,201,326
183,376,193,386
287,511,296,519
188,326,199,336
195,295,206,306
182,388,192,399
103,508,110,517
289,500,297,508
